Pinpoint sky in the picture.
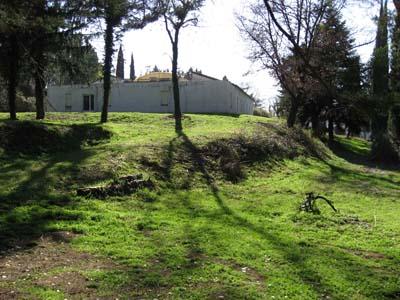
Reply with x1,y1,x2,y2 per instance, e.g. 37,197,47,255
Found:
92,0,388,108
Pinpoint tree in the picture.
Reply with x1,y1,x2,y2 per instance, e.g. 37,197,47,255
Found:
1,0,95,120
130,53,136,80
116,44,124,79
239,0,357,138
0,0,29,120
48,37,101,85
27,0,90,120
390,0,400,139
153,65,160,72
162,0,205,131
370,0,399,161
238,0,332,129
97,0,160,123
310,4,360,141
0,31,20,120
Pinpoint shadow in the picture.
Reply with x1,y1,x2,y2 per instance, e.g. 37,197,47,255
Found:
0,120,111,156
0,119,113,254
329,139,400,172
170,129,399,299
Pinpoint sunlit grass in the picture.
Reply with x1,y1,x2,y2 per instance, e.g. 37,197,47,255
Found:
0,112,399,299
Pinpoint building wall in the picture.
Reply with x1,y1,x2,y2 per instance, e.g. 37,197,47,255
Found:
47,80,254,115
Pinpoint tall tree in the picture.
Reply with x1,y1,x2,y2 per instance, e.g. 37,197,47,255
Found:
238,0,333,129
116,44,124,79
370,0,398,161
390,0,400,139
99,0,128,123
97,0,160,123
48,37,101,85
311,3,359,141
130,53,136,80
0,32,20,120
27,0,90,120
162,0,205,132
0,1,28,120
239,0,355,137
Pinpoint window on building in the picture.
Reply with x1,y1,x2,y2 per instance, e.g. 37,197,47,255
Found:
65,93,72,111
83,95,95,111
160,91,169,106
90,95,94,110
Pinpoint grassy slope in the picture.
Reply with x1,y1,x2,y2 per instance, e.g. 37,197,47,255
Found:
0,113,399,300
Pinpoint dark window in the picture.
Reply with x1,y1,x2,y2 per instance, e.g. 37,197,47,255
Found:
83,95,95,111
90,95,95,111
83,95,90,111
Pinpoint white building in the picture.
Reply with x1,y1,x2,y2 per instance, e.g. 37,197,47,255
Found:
47,72,255,115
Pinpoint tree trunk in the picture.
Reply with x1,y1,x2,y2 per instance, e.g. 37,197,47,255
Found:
391,106,400,139
7,35,18,120
34,65,46,120
101,21,114,123
287,99,298,128
32,0,46,120
171,32,182,132
311,113,320,137
328,118,334,143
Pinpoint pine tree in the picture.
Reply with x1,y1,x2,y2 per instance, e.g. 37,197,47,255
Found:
116,45,124,79
129,53,136,80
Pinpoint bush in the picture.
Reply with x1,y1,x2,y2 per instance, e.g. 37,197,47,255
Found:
253,108,271,118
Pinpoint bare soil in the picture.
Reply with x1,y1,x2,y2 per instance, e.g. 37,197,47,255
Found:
0,231,121,300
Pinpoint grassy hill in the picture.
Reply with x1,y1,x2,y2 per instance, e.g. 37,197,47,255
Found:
0,113,399,299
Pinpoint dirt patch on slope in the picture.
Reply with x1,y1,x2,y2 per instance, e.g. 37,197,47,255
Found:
0,231,121,299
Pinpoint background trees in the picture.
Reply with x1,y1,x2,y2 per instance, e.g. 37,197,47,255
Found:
239,0,363,141
0,0,93,120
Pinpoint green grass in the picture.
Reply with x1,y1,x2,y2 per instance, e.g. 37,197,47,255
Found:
0,113,399,299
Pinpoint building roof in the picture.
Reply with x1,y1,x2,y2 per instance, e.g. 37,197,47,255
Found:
136,72,173,82
190,72,218,81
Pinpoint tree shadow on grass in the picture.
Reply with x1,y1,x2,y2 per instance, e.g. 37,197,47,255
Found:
329,139,400,172
169,130,400,299
322,160,400,193
0,121,111,254
0,152,87,252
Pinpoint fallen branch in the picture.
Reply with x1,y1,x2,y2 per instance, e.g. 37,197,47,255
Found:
300,192,337,213
77,174,154,199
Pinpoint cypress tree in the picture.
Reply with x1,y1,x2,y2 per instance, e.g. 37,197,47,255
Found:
390,0,400,139
116,44,124,79
129,53,136,80
371,0,399,162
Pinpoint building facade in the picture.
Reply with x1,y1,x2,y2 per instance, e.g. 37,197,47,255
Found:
47,72,255,115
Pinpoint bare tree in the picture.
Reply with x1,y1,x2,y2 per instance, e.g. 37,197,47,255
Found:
162,0,204,132
238,0,331,127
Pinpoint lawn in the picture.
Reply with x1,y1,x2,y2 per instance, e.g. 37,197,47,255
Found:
0,113,399,300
